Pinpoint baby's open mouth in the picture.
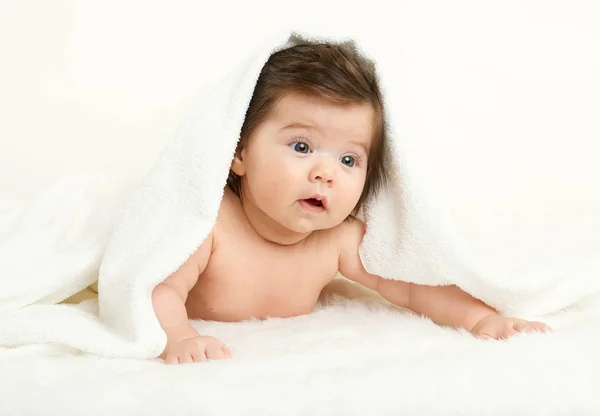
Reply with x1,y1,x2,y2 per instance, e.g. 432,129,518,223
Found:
303,198,323,208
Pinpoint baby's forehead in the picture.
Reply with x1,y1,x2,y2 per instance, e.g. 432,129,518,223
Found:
269,92,375,144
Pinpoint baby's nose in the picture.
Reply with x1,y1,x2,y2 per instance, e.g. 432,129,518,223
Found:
314,173,333,183
310,163,334,184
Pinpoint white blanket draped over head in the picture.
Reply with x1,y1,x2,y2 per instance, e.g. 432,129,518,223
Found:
1,28,599,359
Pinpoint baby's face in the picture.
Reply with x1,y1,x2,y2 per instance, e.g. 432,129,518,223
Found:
234,91,374,234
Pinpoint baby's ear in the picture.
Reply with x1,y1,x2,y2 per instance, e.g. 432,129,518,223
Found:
230,143,246,176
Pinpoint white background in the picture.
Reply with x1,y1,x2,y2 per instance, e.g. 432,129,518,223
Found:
2,0,599,204
0,0,404,198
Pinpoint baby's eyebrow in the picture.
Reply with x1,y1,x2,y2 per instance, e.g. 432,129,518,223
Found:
349,139,370,154
280,122,315,131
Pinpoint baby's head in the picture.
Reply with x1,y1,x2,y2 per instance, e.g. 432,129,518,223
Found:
228,42,387,233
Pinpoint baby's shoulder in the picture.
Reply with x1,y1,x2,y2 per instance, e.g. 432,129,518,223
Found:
326,217,366,251
334,216,366,236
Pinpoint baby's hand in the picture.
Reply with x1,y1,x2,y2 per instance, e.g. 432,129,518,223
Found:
163,335,232,364
471,315,551,340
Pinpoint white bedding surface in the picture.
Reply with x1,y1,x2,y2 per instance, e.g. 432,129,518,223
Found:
2,280,599,416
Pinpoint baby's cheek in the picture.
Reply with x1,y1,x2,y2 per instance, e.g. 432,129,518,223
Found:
340,175,366,209
276,167,298,195
260,159,291,191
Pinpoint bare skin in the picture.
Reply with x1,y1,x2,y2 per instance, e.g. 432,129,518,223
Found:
187,189,337,323
152,92,550,364
153,189,549,364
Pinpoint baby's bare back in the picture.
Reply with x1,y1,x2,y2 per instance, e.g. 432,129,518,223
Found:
185,190,341,322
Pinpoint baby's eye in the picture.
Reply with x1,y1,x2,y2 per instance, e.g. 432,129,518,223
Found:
340,155,356,167
290,142,311,154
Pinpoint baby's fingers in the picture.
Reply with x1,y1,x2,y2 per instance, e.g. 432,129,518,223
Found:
529,321,552,333
514,320,551,334
190,348,208,363
165,353,180,365
222,346,232,359
513,321,534,333
179,353,194,364
205,344,232,360
501,326,518,339
476,328,508,341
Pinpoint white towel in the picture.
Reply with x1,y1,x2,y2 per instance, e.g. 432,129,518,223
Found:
1,29,599,359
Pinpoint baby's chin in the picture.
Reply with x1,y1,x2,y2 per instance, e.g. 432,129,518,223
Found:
284,216,347,234
270,204,354,234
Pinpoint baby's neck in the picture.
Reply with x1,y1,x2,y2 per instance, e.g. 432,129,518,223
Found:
240,198,311,246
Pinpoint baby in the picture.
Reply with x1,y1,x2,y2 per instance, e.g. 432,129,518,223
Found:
152,43,550,364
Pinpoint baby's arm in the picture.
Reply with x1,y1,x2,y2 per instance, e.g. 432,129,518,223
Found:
338,220,550,338
152,231,231,363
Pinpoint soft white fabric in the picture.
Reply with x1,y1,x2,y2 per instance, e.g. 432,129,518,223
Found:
1,283,600,415
0,31,380,358
1,23,600,359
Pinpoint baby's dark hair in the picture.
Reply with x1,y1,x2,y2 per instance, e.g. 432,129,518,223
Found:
228,42,388,216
